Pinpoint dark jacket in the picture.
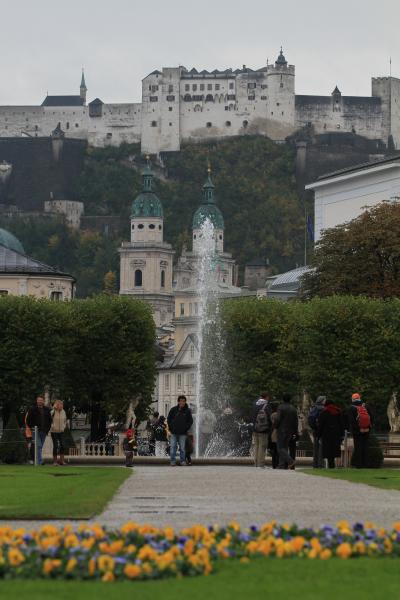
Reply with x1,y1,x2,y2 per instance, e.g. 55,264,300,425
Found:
317,404,344,458
252,398,271,432
154,418,168,442
167,404,193,435
347,401,372,435
26,405,52,434
275,402,298,437
123,437,135,453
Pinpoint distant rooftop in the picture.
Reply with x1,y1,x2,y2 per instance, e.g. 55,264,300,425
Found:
42,95,85,107
316,154,400,181
0,243,74,278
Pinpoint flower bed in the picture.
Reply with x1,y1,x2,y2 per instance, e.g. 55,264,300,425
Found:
1,521,400,582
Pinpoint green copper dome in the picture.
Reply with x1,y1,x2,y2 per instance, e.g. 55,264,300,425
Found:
0,228,24,254
131,163,163,219
192,172,224,230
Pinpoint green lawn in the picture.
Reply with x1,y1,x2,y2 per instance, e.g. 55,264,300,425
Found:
0,465,130,519
303,468,400,491
0,559,399,600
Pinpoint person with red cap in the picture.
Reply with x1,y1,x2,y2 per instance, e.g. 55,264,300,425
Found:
123,429,135,467
348,392,372,468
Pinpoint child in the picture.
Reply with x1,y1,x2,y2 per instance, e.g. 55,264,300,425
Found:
123,429,135,467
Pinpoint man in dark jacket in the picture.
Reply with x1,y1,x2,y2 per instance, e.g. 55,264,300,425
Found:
167,395,193,466
26,395,52,465
275,393,298,469
317,399,344,468
308,396,326,468
348,393,372,468
252,392,271,468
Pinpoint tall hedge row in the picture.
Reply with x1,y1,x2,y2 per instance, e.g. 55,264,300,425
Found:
222,296,400,429
0,295,156,430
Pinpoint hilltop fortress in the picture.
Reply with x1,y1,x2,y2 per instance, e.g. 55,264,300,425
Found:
1,49,399,154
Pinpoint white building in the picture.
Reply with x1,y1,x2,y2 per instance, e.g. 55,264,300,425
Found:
306,154,400,241
1,51,400,153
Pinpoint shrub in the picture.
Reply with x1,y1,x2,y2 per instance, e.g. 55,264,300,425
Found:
0,414,28,464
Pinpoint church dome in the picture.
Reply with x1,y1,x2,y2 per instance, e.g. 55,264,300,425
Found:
192,171,224,230
0,228,24,254
131,163,163,219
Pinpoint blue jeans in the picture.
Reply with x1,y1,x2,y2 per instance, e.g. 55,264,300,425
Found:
34,430,47,465
170,434,187,464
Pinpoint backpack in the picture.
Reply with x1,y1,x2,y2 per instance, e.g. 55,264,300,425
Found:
254,403,269,433
308,405,321,430
356,405,371,432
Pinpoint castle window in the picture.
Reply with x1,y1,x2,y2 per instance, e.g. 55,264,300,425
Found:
271,112,274,115
184,94,192,102
177,374,182,389
189,303,193,315
190,345,195,359
200,84,205,91
227,94,236,101
185,84,190,91
134,269,143,287
192,95,204,102
164,374,170,391
75,123,79,127
168,85,174,93
50,291,63,301
159,225,162,230
149,224,155,229
206,122,212,128
161,270,165,288
225,121,231,127
138,224,144,229
150,96,158,102
229,82,234,89
282,111,284,116
192,84,197,91
215,84,220,90
193,234,196,239
248,96,255,101
261,84,267,89
219,234,223,240
66,122,70,129
225,106,229,111
131,224,134,230
180,303,185,316
151,85,159,92
243,120,248,128
169,107,173,111
169,122,172,126
280,83,284,88
194,302,199,315
261,96,267,100
205,94,214,102
276,102,280,106
151,121,157,127
106,133,112,139
248,83,256,89
167,95,175,101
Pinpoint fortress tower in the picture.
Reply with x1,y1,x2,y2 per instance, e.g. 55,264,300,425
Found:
80,70,87,105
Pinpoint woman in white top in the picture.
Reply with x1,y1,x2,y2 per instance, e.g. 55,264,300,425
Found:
50,400,68,465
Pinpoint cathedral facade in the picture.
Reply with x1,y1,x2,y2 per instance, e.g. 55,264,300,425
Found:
1,51,400,153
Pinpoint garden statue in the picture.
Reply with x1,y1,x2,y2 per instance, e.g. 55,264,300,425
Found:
387,394,400,433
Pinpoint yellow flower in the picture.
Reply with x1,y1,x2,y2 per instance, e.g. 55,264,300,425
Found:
290,536,305,553
320,549,332,560
120,522,138,536
137,544,158,562
353,541,366,555
240,556,250,564
307,548,318,559
89,524,105,539
88,558,96,577
82,538,95,551
124,563,142,579
393,522,400,532
97,555,115,572
125,544,137,555
102,571,115,582
228,521,240,532
8,548,25,567
336,543,352,559
66,558,78,573
43,559,61,575
163,527,175,541
183,539,195,557
384,538,393,554
142,563,153,575
310,538,322,553
40,535,60,550
99,540,124,555
64,534,79,549
40,525,59,537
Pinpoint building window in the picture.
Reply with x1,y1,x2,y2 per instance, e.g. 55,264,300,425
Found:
229,82,234,89
205,94,214,102
261,96,267,100
191,372,196,388
206,122,212,128
280,83,284,88
215,84,220,90
243,120,248,128
225,106,229,111
192,84,197,91
149,223,155,229
151,85,159,92
177,374,182,390
106,133,112,139
169,107,173,111
207,84,212,90
50,291,63,301
131,224,135,230
184,94,192,102
190,345,195,360
75,123,79,127
194,302,199,315
185,84,190,91
164,374,170,391
150,96,158,102
151,121,157,127
227,94,236,101
248,83,256,89
134,269,143,287
166,95,175,101
161,270,165,288
225,121,231,127
138,224,144,229
159,224,162,230
248,95,255,101
168,85,174,93
200,84,205,91
180,303,185,316
0,290,9,296
261,84,267,89
66,122,70,129
189,303,193,316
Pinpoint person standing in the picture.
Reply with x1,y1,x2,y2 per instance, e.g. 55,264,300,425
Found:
268,402,279,469
308,396,326,468
348,392,372,468
167,395,193,466
154,415,168,457
26,395,52,465
123,429,135,467
50,400,68,465
252,392,271,468
276,393,298,470
317,399,344,469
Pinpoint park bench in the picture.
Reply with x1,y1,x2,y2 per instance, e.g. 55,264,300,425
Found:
379,442,400,459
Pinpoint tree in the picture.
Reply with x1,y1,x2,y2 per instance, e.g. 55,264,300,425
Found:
0,414,28,464
302,202,400,299
103,271,117,295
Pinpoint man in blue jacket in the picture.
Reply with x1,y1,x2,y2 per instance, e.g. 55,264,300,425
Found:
167,395,193,466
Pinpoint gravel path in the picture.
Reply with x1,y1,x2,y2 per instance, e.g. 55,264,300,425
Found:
2,466,400,530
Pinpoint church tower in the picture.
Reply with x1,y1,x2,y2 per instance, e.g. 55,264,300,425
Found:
80,69,87,104
119,160,174,327
192,167,224,254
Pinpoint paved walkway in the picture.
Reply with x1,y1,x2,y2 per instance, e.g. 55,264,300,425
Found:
2,466,400,530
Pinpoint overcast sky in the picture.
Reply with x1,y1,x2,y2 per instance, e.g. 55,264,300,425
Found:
1,0,398,105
